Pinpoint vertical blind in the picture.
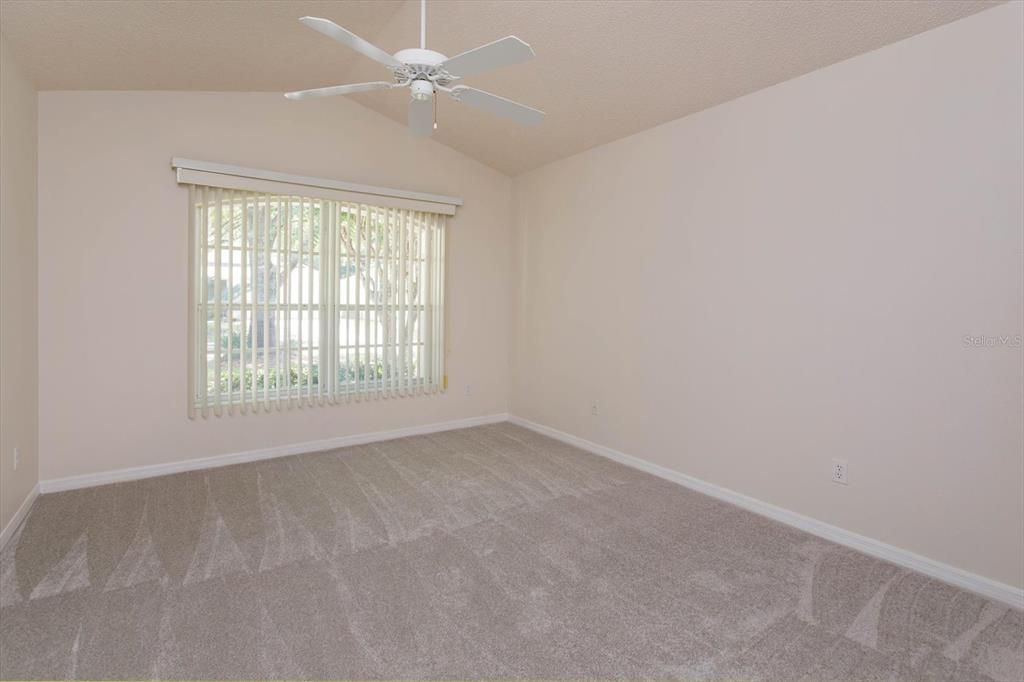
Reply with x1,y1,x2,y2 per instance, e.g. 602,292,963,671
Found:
188,186,446,417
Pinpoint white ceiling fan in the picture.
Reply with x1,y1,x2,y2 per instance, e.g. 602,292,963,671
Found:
284,0,545,137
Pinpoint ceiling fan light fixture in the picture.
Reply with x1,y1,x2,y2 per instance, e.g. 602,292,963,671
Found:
411,79,434,101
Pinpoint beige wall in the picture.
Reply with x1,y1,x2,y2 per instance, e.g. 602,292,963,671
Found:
38,91,512,481
511,3,1023,588
0,34,39,532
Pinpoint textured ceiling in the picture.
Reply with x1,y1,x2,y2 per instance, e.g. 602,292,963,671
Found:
0,0,1001,175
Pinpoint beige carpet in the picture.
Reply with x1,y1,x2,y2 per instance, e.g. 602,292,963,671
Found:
1,423,1021,680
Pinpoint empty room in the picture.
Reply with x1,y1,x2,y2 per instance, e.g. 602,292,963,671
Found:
1,0,1022,679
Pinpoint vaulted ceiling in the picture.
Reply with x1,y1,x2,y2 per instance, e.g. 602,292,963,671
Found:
0,0,1000,174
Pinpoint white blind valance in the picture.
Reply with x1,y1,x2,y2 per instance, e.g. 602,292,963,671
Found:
173,158,462,215
187,184,446,418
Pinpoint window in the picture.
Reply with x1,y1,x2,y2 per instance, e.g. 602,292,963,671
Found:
188,185,446,417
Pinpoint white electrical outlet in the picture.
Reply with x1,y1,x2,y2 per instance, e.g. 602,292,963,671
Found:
831,459,848,485
590,401,599,416
12,447,19,471
464,384,472,396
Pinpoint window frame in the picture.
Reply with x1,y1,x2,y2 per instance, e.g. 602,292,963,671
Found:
187,184,447,417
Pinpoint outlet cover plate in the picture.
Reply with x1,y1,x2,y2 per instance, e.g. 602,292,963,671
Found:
831,459,848,485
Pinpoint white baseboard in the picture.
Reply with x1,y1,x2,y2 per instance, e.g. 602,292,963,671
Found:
508,414,1024,610
39,413,509,494
29,410,1024,609
0,482,40,552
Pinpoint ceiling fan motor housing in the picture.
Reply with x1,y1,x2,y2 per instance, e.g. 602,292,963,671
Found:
393,48,454,86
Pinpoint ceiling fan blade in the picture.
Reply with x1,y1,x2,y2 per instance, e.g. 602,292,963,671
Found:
448,86,545,126
440,36,535,78
408,97,434,137
299,16,402,69
285,81,396,100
